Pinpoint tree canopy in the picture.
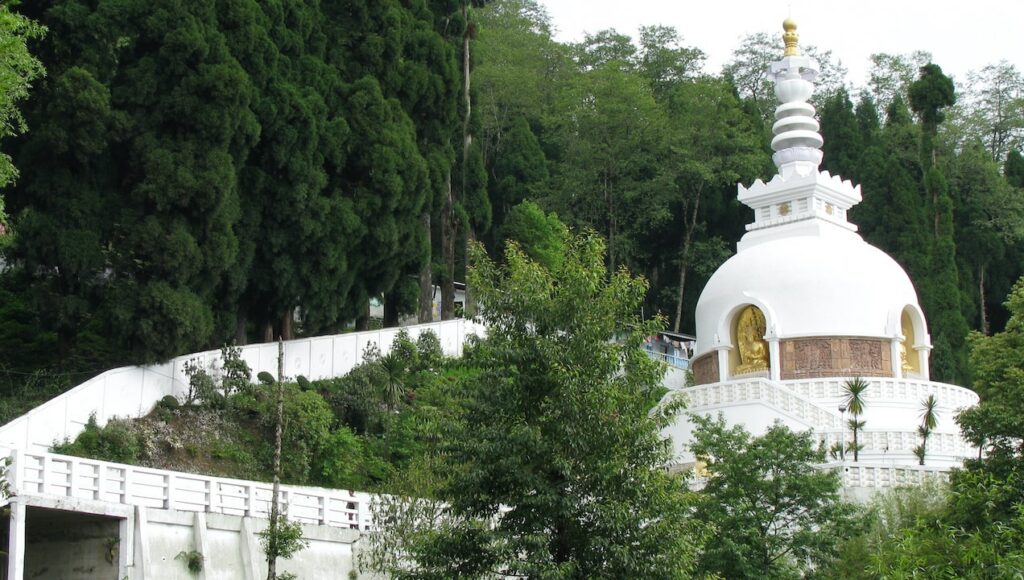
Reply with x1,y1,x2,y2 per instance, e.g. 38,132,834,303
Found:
364,233,704,578
689,415,857,579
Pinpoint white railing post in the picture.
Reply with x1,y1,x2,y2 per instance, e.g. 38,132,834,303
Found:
96,463,107,502
321,495,330,526
4,448,18,497
245,484,254,517
208,478,218,514
41,454,51,495
122,466,131,504
68,458,79,498
165,473,175,510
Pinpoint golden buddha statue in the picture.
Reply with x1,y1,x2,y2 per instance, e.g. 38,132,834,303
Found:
900,315,916,375
735,305,769,374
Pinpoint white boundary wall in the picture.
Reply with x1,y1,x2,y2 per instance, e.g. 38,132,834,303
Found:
0,319,483,453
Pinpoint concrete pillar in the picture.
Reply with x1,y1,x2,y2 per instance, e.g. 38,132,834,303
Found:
133,506,151,579
915,344,932,381
118,516,132,579
240,517,262,580
768,338,781,381
715,347,731,382
891,336,904,380
194,512,210,580
6,499,25,580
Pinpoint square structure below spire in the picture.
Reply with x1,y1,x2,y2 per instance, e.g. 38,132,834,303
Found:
738,169,862,233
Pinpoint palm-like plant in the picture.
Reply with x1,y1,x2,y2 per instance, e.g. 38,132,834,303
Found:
379,353,407,411
843,377,870,461
917,394,939,465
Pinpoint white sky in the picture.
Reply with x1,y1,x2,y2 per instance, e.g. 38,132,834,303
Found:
537,0,1023,87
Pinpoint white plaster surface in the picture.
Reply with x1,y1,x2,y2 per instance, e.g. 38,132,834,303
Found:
0,319,482,453
694,226,923,359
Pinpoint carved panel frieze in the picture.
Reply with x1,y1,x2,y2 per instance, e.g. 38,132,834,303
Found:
849,339,883,371
692,352,720,385
780,336,892,380
795,340,832,371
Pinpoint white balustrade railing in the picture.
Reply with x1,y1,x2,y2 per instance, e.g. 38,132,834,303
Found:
683,379,841,430
823,462,950,489
0,319,483,453
815,430,975,458
686,461,951,493
645,350,689,370
8,449,376,531
784,378,978,409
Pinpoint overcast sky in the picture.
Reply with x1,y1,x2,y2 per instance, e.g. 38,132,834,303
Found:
537,0,1022,88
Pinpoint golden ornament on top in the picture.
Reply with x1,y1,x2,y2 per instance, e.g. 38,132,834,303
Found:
783,18,799,56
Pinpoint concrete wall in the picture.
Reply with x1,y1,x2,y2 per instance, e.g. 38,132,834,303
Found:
0,319,483,453
23,510,121,580
7,496,376,580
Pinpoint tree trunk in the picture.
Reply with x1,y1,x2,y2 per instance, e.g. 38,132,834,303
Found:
464,228,476,318
235,310,248,346
266,339,284,580
384,289,401,328
261,322,274,343
441,172,456,320
979,264,989,335
418,211,434,323
673,191,703,333
457,1,473,320
605,172,615,274
280,311,294,341
852,423,858,462
355,300,371,331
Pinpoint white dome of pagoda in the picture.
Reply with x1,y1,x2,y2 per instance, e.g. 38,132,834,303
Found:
694,225,924,359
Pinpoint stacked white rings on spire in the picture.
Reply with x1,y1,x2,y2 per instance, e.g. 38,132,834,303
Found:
769,55,823,175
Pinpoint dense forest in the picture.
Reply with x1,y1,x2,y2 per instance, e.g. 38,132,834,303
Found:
2,2,1024,576
2,0,1023,391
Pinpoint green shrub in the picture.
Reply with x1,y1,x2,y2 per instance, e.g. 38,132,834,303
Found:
52,414,141,464
251,384,333,482
390,330,419,370
415,331,443,369
158,395,180,410
315,427,366,489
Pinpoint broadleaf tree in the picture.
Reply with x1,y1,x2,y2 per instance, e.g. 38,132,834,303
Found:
689,415,858,579
0,3,44,247
364,232,704,578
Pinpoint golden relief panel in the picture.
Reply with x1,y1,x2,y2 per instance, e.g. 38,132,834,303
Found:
780,337,892,380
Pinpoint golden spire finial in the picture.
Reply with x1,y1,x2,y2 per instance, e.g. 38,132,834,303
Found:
783,18,799,56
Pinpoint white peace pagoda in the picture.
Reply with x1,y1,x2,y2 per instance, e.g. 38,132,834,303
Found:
662,20,979,494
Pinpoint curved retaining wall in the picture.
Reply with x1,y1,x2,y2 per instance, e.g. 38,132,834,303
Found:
0,319,483,453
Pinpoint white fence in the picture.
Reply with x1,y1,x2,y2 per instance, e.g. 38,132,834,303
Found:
0,319,483,453
785,377,979,410
8,448,377,531
826,462,950,490
682,378,842,430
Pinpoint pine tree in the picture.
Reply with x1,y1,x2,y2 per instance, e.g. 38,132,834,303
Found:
819,87,862,178
1006,149,1024,188
488,115,549,247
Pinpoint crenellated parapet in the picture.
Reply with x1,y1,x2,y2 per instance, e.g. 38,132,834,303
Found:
738,170,862,233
